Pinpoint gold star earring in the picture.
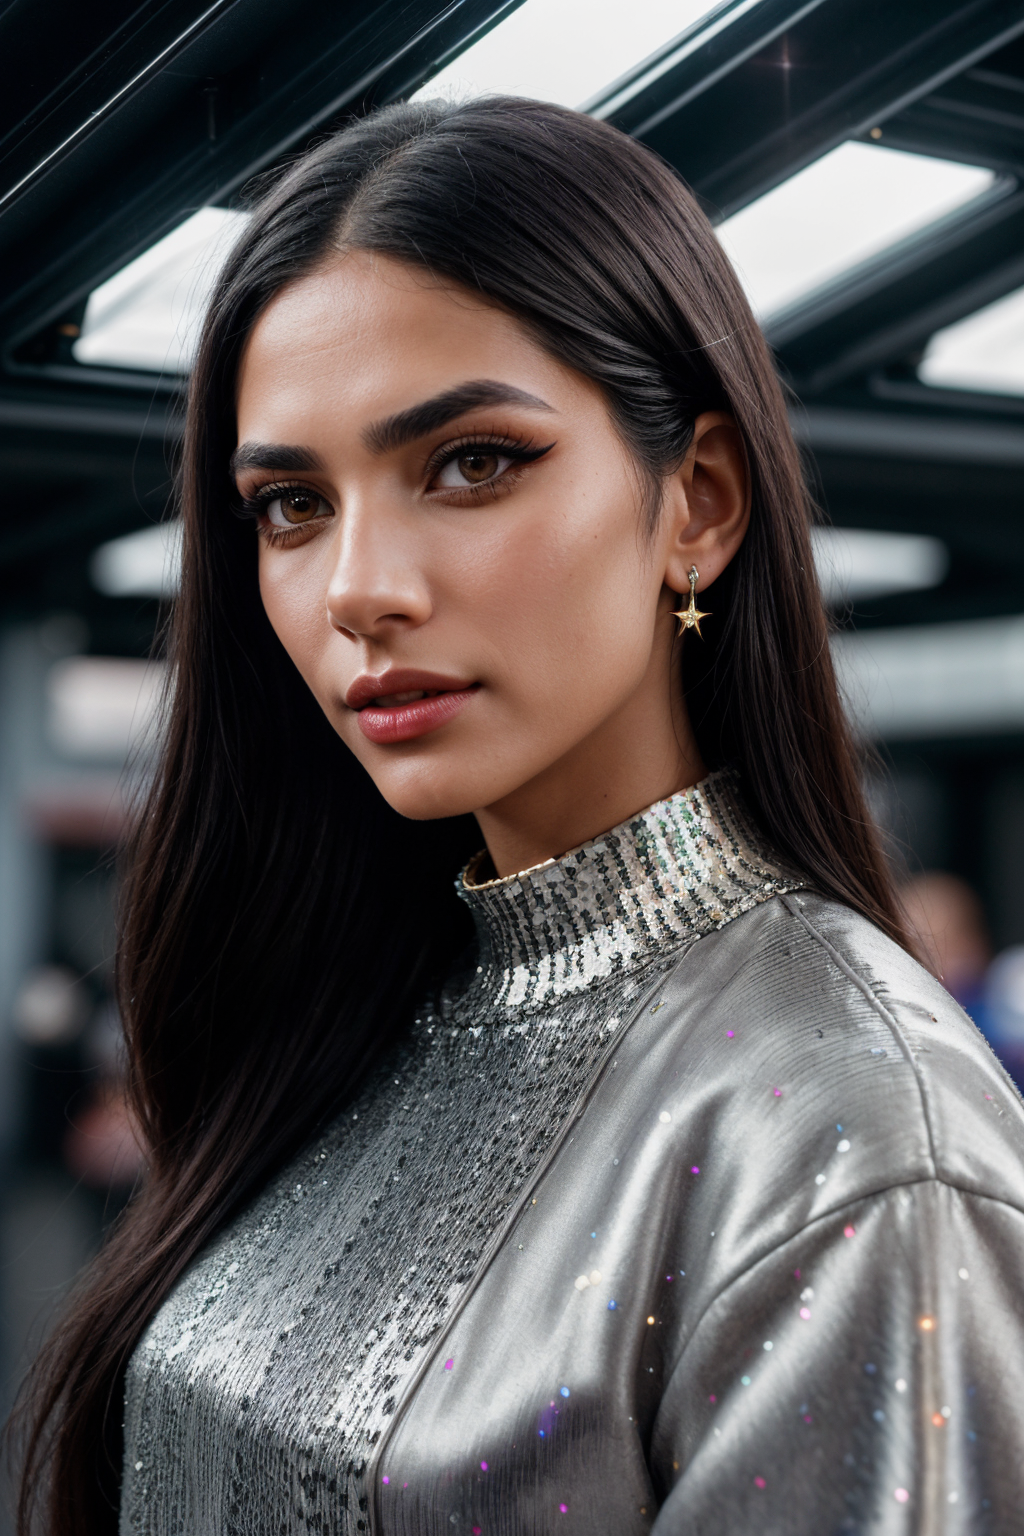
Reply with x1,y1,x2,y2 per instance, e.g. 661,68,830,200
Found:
672,565,711,638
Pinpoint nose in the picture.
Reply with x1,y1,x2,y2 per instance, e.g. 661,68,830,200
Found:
324,506,432,640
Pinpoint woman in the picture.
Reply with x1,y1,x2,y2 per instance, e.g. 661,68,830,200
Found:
20,97,1024,1534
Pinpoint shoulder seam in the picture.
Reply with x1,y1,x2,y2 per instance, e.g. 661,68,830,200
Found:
662,1174,1024,1394
780,894,939,1175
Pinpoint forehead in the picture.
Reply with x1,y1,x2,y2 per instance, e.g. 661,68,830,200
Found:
236,251,568,436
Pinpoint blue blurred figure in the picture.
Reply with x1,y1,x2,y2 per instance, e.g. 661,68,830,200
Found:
899,872,1021,1080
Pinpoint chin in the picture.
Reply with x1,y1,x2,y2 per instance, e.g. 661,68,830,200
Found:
367,766,496,824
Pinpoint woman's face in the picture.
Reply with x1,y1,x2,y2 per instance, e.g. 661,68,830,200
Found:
235,251,746,871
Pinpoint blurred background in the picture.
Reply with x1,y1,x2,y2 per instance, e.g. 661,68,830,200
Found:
0,0,1023,1516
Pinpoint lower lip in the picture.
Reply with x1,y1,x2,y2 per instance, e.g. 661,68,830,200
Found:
356,686,480,744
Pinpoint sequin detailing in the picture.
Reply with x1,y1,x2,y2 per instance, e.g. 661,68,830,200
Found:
119,774,799,1535
457,770,801,1014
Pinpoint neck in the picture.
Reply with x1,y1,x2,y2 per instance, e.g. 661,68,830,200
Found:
456,770,802,1016
474,627,706,879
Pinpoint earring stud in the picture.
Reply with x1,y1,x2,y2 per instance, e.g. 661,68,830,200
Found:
672,565,711,638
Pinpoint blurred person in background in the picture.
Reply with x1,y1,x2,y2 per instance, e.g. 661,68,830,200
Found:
900,870,994,1019
901,870,1024,1088
14,98,1024,1536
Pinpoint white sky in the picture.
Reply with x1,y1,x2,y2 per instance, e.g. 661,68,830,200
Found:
74,207,247,373
412,0,724,110
920,283,1024,396
716,142,995,319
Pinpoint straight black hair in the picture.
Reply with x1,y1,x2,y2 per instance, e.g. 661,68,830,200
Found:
16,95,906,1533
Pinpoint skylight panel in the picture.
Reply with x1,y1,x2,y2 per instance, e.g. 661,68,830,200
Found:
811,527,948,606
412,0,724,110
73,207,247,374
918,284,1024,397
716,143,996,320
91,521,181,598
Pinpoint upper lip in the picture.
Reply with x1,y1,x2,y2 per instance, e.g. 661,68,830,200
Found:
345,669,477,711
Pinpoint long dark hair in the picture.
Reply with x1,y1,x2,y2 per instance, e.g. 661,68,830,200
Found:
16,95,905,1532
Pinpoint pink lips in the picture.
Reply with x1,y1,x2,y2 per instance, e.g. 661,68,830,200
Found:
348,670,480,745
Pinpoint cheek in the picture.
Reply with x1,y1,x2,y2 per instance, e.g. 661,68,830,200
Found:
258,548,331,687
471,499,656,701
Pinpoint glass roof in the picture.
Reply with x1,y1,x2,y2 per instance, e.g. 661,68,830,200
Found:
73,207,247,374
716,142,995,320
66,101,996,375
918,284,1024,397
411,0,725,110
811,526,948,606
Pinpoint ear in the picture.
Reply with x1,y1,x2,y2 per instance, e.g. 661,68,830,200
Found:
660,411,750,597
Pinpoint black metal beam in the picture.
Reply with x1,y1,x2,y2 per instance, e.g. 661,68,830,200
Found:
0,0,521,353
598,0,1024,216
770,187,1024,391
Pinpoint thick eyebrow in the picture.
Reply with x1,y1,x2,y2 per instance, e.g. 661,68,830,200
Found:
229,442,326,478
363,380,554,455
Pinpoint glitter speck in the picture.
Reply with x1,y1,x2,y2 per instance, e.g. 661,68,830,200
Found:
659,1111,672,1123
919,1315,936,1332
727,1030,734,1038
844,1224,856,1238
574,1275,590,1291
444,1358,454,1370
709,1394,717,1403
741,1375,751,1386
894,1488,910,1504
559,1505,568,1514
874,1409,885,1423
773,1088,782,1097
382,1477,390,1485
941,1405,951,1418
135,1461,143,1472
958,1267,969,1280
949,1492,959,1504
932,1413,945,1427
589,1270,601,1284
837,1139,851,1152
815,1173,826,1185
560,1386,570,1397
647,1316,655,1325
895,1378,907,1392
691,1165,700,1175
754,1476,766,1489
763,1340,773,1351
800,1287,814,1300
800,1307,811,1320
871,1047,887,1058
608,1300,617,1310
481,1461,489,1470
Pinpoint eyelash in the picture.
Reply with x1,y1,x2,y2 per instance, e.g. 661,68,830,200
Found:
235,432,554,544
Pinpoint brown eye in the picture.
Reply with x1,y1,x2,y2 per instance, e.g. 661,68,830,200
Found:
261,489,332,528
434,449,513,491
458,451,500,483
280,491,320,522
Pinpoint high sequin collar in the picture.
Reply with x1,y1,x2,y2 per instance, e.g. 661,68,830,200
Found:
455,770,802,1014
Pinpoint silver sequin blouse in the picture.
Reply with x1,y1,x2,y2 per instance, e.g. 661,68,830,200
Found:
121,771,1024,1534
119,772,796,1532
